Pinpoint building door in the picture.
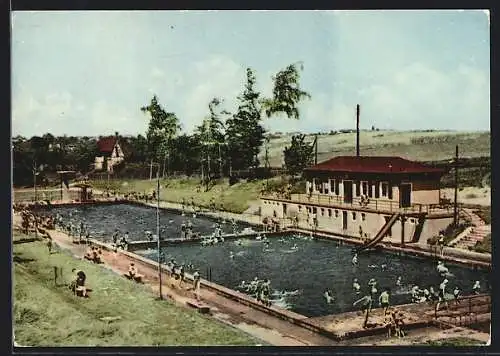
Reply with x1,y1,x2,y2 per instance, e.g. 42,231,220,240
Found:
399,184,411,208
283,203,287,217
342,211,348,230
343,181,353,203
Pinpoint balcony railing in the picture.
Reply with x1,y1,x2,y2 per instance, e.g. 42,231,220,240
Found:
261,193,454,215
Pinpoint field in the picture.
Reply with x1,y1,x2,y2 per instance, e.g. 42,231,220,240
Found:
261,130,490,166
12,232,259,346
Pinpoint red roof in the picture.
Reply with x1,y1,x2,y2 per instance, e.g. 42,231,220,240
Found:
97,137,117,153
304,156,445,174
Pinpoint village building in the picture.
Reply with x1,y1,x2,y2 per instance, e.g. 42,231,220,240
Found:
261,156,455,245
94,135,125,173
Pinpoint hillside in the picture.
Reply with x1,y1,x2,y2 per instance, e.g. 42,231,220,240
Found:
260,130,490,167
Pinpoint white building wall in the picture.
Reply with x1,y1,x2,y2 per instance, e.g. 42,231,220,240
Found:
261,199,451,244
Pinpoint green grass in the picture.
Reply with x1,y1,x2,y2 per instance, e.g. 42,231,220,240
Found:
423,337,486,346
13,232,260,346
474,206,491,225
89,177,284,214
473,233,491,254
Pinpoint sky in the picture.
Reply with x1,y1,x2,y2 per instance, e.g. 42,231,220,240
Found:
11,10,490,137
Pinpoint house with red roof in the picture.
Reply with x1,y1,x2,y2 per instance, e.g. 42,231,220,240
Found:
261,155,454,246
94,135,125,172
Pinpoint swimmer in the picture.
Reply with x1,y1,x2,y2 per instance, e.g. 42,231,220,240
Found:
353,278,361,294
352,253,358,266
381,264,387,271
229,251,234,259
324,290,334,304
473,281,481,295
396,276,402,287
453,286,461,304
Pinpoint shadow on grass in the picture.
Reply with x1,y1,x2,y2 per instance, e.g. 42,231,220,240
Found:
13,254,36,264
13,238,42,245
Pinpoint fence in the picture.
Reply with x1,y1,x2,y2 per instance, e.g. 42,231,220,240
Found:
13,189,80,203
262,193,454,215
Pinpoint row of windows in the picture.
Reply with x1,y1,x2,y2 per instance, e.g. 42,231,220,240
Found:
297,204,417,224
310,180,392,199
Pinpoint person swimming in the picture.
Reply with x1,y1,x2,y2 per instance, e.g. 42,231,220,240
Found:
473,281,481,294
229,251,234,259
436,261,449,275
396,276,402,287
353,278,361,294
352,253,358,266
324,290,334,304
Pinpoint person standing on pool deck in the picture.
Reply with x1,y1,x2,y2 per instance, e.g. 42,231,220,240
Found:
193,269,201,300
379,288,391,314
438,233,445,257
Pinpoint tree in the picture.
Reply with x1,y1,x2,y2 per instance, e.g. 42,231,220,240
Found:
141,95,180,176
262,62,311,120
283,134,314,176
226,68,266,172
195,98,229,180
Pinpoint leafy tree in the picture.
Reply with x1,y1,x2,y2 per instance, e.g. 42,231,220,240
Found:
283,134,314,175
140,95,180,175
195,98,229,179
262,62,311,120
170,134,201,175
226,68,266,172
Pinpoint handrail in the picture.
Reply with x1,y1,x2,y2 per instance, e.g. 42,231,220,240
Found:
261,193,453,215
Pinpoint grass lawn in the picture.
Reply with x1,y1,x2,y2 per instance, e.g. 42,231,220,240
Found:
473,233,491,254
423,337,487,346
89,177,281,214
13,232,261,346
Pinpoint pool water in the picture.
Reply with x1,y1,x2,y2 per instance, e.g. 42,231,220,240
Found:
42,203,490,318
138,233,490,317
45,203,253,242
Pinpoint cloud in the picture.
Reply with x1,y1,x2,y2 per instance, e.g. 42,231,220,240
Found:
181,55,245,132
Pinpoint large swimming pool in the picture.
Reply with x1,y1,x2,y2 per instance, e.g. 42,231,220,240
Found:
45,203,252,242
44,203,491,318
139,233,490,317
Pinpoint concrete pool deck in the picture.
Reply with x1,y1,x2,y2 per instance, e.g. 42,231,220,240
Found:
12,208,491,346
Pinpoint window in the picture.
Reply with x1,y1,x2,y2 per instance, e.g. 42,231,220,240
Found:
321,208,325,216
374,182,380,198
335,210,339,218
381,182,388,197
352,212,356,220
313,207,317,214
335,180,340,195
361,213,366,221
328,209,332,217
361,181,369,196
410,218,415,224
355,182,361,196
298,205,302,212
368,181,373,198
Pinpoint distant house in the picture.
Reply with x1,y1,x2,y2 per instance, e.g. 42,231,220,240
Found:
94,135,125,173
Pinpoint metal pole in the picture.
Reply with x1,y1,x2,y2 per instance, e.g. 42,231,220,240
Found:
156,167,162,300
454,145,459,227
356,104,360,157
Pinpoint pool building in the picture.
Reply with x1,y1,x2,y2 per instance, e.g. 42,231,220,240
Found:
261,155,455,246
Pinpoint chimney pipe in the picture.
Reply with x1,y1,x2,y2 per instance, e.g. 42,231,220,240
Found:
356,104,360,157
